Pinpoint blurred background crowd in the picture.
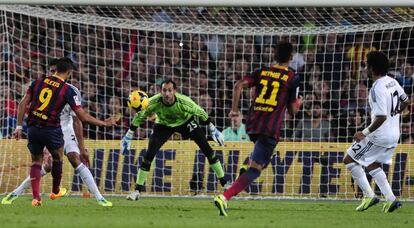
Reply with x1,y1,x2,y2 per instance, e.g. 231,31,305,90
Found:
1,6,413,143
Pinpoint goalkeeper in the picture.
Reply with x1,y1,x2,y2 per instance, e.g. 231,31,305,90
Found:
122,79,229,200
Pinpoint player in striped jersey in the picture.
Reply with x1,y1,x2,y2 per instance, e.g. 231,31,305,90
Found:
214,42,303,216
2,83,112,207
11,57,116,206
122,79,229,200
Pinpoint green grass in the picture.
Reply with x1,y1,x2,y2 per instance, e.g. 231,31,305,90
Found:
0,196,413,228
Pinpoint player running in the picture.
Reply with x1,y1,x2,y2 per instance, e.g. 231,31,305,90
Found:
2,84,112,207
343,51,409,213
12,57,115,206
214,42,302,216
122,79,229,200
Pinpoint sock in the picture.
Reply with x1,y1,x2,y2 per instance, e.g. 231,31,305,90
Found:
76,163,103,201
135,169,149,192
30,164,42,200
223,167,260,200
14,176,31,196
210,161,226,186
14,167,47,196
15,167,48,196
51,160,63,194
346,163,375,198
369,168,396,202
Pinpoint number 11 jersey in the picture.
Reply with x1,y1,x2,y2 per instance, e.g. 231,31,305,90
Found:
243,64,300,140
368,75,408,148
26,75,82,128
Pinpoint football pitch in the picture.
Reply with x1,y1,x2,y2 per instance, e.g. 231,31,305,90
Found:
0,196,413,228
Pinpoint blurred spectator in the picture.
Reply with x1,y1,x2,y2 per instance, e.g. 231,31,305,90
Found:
222,114,249,141
315,34,345,90
313,81,339,119
293,101,330,142
401,118,413,144
346,33,376,78
396,62,413,95
102,97,126,139
148,83,161,96
337,109,366,142
289,35,305,72
1,82,18,138
280,111,295,140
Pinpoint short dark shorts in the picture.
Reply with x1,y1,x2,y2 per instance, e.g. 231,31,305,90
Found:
249,134,278,166
27,126,64,155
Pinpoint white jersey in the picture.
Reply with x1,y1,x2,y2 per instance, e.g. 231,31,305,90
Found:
367,75,408,148
60,83,82,154
60,83,82,131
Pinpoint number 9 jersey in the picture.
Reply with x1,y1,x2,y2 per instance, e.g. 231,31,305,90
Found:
243,64,300,140
26,75,82,128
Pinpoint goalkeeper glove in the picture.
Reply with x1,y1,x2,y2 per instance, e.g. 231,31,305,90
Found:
121,129,134,155
209,123,224,146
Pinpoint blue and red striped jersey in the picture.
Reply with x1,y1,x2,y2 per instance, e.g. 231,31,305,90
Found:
243,65,300,140
26,75,82,128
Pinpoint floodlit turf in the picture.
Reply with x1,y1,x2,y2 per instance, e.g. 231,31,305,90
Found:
0,196,413,228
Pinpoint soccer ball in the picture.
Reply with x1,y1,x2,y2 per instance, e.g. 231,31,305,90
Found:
127,90,149,111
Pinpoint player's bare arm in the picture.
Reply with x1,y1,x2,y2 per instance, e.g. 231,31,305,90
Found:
13,93,32,140
73,115,89,166
230,79,249,117
74,107,116,127
287,95,303,116
397,97,410,114
354,115,386,142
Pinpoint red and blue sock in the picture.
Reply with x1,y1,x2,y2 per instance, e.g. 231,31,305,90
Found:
30,164,42,200
223,167,261,200
51,160,63,194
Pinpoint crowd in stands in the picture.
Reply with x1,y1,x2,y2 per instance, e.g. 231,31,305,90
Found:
1,7,413,143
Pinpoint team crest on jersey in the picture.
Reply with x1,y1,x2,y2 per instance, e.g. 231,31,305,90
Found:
73,95,81,106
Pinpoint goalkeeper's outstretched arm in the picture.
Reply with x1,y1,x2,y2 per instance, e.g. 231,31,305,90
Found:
121,101,156,152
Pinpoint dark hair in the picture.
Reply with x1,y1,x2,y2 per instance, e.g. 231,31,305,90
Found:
49,58,59,66
55,57,76,73
312,101,322,108
367,51,389,75
172,68,181,77
161,78,177,89
275,41,293,63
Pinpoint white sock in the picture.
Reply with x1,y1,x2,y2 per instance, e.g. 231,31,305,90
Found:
14,166,48,195
346,163,375,198
369,167,396,202
76,163,104,201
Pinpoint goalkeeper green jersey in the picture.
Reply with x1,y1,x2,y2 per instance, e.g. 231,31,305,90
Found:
131,93,209,128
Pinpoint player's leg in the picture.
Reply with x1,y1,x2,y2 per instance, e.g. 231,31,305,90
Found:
367,148,401,213
344,139,379,211
66,149,111,206
48,146,67,200
1,150,52,205
214,134,277,216
186,122,228,187
127,124,173,200
3,154,46,205
45,127,66,199
26,126,47,206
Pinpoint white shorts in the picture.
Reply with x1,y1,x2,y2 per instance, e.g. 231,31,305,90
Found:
346,137,395,167
62,127,80,155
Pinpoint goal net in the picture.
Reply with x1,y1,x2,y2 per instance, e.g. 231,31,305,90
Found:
1,5,413,199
